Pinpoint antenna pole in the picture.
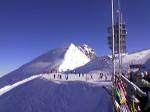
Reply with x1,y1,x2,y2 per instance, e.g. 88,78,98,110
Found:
117,0,121,75
120,12,123,69
111,0,116,111
112,0,115,86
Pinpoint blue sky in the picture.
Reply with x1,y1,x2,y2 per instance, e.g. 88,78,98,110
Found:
0,0,150,76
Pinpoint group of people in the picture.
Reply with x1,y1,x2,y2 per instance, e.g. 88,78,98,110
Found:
128,71,150,111
50,72,108,81
41,69,110,81
129,71,150,91
53,74,68,80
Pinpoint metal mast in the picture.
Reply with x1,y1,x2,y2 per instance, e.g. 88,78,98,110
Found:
117,0,121,74
111,0,115,87
108,0,127,73
111,0,116,111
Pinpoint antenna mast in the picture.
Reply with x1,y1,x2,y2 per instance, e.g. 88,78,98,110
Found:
108,0,127,73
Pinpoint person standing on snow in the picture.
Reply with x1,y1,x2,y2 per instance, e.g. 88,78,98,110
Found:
54,74,56,79
65,74,68,80
105,74,107,81
90,74,93,79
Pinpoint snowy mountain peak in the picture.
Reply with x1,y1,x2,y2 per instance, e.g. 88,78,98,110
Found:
59,43,90,72
68,43,76,48
0,43,91,87
22,43,91,72
78,44,96,59
67,43,77,51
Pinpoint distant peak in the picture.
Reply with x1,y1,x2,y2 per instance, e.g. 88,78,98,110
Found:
65,43,96,59
81,44,88,48
78,44,96,59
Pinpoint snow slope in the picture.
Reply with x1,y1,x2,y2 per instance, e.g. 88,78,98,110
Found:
0,73,112,96
72,49,150,73
122,49,150,65
73,56,112,73
0,43,91,88
122,49,150,71
0,44,149,112
59,43,90,71
0,75,112,112
0,75,41,96
144,58,150,71
21,43,90,73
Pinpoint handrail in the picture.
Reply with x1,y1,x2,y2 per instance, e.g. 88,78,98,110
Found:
120,74,147,97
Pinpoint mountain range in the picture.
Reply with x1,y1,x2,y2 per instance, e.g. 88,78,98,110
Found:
0,43,150,112
0,43,150,88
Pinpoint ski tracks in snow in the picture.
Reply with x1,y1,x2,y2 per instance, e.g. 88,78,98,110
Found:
0,75,41,96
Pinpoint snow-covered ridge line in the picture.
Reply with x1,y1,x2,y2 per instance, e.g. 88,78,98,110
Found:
42,73,112,85
128,49,150,55
0,73,112,96
0,75,41,96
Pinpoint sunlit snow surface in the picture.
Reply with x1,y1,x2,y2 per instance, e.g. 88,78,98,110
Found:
59,43,90,71
0,46,149,112
122,49,150,65
0,74,112,112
